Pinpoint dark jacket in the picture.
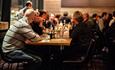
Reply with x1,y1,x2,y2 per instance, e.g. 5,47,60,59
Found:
67,22,92,57
31,21,44,35
60,16,71,24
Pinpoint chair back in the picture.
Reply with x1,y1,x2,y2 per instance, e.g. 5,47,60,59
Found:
63,38,96,63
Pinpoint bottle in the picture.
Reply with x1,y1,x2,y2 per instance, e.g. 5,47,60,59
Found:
63,20,66,25
50,24,53,39
50,24,53,31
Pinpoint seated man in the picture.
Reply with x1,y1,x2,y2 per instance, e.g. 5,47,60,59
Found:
2,9,42,70
63,11,92,59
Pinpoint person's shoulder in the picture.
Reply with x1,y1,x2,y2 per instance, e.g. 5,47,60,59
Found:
109,18,115,27
14,18,28,27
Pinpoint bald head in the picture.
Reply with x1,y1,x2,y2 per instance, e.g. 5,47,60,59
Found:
24,9,35,17
24,9,35,24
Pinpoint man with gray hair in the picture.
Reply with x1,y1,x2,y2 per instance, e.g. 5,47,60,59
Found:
2,9,42,70
63,11,92,62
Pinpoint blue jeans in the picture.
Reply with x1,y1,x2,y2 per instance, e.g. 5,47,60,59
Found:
4,50,42,63
4,50,42,70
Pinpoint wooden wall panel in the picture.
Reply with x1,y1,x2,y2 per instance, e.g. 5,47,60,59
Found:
44,0,61,14
61,0,115,7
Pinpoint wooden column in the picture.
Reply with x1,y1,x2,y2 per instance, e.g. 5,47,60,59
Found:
1,0,11,24
38,0,44,10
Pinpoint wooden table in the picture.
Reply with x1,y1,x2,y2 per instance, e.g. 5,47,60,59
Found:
26,38,71,46
25,38,72,66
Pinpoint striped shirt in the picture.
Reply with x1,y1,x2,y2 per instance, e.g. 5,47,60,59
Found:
2,17,40,53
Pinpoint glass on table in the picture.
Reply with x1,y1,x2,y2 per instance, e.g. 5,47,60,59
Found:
40,34,50,40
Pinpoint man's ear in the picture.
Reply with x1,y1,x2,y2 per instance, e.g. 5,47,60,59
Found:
25,14,30,17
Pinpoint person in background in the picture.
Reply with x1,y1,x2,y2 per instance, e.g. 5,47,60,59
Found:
83,13,90,24
38,10,50,28
105,11,115,70
44,13,56,29
16,1,33,19
55,14,61,24
2,9,42,70
91,13,106,56
60,11,71,24
109,11,115,27
30,10,45,35
98,12,109,32
90,13,100,33
63,11,92,60
39,10,48,21
49,13,57,27
39,11,55,30
98,12,109,55
83,13,93,30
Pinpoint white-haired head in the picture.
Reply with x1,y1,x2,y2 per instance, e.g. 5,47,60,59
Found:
24,9,34,16
24,9,35,24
